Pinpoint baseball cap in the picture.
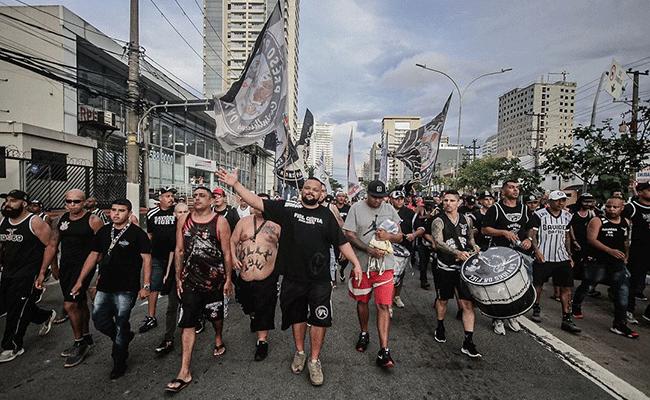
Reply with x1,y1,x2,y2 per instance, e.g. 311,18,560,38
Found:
524,194,538,203
465,195,476,203
159,186,177,195
367,180,388,197
637,181,650,191
549,190,568,201
30,199,43,205
478,191,494,200
578,192,595,200
1,189,29,202
212,187,226,196
390,190,405,199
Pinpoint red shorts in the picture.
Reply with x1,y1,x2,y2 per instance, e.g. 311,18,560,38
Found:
348,270,394,305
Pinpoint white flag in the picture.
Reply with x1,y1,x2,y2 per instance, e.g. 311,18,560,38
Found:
604,59,627,100
214,1,287,152
347,128,362,198
316,152,332,194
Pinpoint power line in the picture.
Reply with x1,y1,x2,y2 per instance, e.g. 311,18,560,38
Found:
149,0,226,84
141,54,203,98
173,0,227,68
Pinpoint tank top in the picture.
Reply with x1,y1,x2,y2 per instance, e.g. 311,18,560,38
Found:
0,214,44,278
490,201,529,248
436,212,472,271
182,214,225,291
569,210,595,247
627,201,650,248
58,212,94,269
589,216,629,264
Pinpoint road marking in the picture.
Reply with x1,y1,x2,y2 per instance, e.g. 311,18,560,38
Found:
519,316,649,400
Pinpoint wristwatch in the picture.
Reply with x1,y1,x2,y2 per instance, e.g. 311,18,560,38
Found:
143,284,151,290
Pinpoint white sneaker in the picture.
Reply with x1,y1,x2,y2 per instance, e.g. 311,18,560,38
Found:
38,310,56,337
505,317,522,332
393,296,405,308
626,311,639,325
493,320,506,335
0,348,24,363
307,359,324,386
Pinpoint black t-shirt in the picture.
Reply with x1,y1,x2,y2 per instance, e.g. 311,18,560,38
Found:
483,201,530,248
146,207,176,260
569,210,597,248
215,205,240,232
414,214,434,248
623,201,650,249
396,206,415,249
58,212,95,269
337,204,351,222
263,199,347,282
93,224,152,293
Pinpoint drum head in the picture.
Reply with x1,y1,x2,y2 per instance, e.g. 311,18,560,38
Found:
461,247,523,286
393,243,410,258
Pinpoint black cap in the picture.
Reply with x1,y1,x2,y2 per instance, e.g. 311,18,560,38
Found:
578,192,595,200
367,180,388,197
465,195,476,203
1,189,29,202
30,199,43,206
159,186,177,196
478,191,494,200
524,194,539,203
637,181,650,191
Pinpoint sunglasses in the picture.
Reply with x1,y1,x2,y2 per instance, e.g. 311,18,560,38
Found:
65,199,83,204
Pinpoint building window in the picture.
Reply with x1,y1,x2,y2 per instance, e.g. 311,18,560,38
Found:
161,123,173,149
31,149,67,181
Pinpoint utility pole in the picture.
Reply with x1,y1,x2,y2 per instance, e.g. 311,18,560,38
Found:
466,139,480,162
126,0,141,210
628,68,649,136
525,111,546,173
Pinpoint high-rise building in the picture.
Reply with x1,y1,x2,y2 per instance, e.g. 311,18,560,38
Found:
309,123,334,175
481,134,498,158
366,142,380,182
203,0,300,134
381,117,421,184
496,80,576,158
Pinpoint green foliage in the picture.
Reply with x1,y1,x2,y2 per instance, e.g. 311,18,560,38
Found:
455,156,542,193
329,177,343,192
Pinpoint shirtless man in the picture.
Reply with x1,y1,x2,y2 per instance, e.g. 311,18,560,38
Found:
230,193,281,361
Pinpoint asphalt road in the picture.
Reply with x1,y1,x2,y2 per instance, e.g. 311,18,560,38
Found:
0,270,640,400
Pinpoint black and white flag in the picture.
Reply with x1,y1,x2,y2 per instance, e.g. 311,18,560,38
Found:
296,109,314,171
394,93,452,183
214,1,287,152
274,124,304,186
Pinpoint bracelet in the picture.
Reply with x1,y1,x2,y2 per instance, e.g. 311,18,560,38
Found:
143,283,151,290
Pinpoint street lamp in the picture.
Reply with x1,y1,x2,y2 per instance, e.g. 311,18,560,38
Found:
415,64,512,172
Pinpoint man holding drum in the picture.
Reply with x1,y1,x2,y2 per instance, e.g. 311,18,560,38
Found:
431,190,482,358
481,179,532,335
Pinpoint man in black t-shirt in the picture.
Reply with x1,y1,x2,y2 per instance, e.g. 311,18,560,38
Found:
415,199,437,289
217,169,362,387
142,187,178,354
482,180,532,336
469,191,494,251
624,182,650,320
71,199,152,379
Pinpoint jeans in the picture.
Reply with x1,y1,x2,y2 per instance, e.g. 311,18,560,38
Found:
92,291,136,363
627,247,646,312
573,260,630,323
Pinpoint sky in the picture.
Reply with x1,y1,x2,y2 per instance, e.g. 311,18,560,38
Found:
4,0,650,182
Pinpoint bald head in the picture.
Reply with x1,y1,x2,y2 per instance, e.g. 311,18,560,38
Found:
65,188,86,215
66,189,86,200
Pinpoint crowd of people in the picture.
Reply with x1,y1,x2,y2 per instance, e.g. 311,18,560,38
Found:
0,173,648,393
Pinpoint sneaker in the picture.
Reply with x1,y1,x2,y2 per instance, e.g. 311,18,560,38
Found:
307,359,324,386
109,362,127,379
195,319,205,335
561,318,581,334
355,332,370,352
138,316,157,333
254,340,268,361
154,340,174,355
290,351,306,374
53,312,69,325
0,348,24,363
572,306,584,320
610,323,640,339
461,342,482,358
83,334,94,347
60,342,77,358
505,318,521,332
376,348,395,368
531,306,542,323
587,289,601,298
493,320,506,335
626,311,639,325
38,310,56,337
635,293,648,301
434,326,446,343
393,296,405,308
64,341,89,368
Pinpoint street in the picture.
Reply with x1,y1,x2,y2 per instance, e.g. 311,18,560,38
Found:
2,269,648,400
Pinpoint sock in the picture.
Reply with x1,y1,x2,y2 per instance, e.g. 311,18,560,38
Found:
74,337,84,343
464,331,473,343
563,312,572,320
437,319,445,329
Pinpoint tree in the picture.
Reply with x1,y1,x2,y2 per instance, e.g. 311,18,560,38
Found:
455,156,542,193
329,177,343,192
541,106,650,194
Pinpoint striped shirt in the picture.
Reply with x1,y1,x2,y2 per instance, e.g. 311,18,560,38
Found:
530,208,572,262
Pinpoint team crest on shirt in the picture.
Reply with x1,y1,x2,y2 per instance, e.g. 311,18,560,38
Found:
504,213,522,222
201,231,209,240
59,221,70,231
118,240,129,247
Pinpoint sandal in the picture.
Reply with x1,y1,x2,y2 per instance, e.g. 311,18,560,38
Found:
165,378,192,393
213,343,226,357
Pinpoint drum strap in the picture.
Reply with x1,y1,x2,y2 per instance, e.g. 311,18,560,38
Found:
440,213,466,252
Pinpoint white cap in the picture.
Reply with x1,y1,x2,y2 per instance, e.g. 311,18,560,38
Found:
549,190,567,201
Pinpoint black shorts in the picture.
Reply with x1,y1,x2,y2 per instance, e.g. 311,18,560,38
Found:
280,278,332,330
435,268,473,301
533,261,573,287
177,286,226,328
238,273,279,332
59,263,95,303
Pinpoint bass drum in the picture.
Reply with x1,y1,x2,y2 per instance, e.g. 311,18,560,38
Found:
460,246,536,319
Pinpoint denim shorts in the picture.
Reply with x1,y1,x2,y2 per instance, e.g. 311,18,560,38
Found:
150,257,166,292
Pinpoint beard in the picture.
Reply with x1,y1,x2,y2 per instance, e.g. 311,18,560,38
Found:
1,205,23,218
303,197,318,206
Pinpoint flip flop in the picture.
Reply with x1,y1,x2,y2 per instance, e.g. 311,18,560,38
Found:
165,378,192,393
213,344,226,357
